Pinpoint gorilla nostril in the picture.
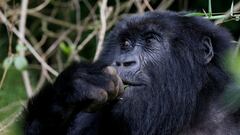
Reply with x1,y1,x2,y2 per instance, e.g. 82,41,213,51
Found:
123,61,136,67
116,62,121,66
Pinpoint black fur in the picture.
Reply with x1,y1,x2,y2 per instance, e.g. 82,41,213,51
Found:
24,11,239,135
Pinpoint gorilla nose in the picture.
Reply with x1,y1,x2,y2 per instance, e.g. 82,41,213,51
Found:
116,61,136,67
112,56,140,72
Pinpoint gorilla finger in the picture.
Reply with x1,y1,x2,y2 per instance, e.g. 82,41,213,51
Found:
83,89,108,112
103,66,117,76
104,80,119,100
116,75,124,96
106,73,124,98
104,68,122,87
87,87,108,104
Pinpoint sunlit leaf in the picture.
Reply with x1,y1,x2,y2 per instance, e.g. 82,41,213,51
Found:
60,42,72,55
13,55,28,71
16,44,27,53
236,16,240,21
224,50,240,84
3,56,13,69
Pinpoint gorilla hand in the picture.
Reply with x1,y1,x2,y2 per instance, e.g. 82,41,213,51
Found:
53,63,124,112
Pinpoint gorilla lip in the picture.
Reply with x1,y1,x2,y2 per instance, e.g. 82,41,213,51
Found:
122,80,143,87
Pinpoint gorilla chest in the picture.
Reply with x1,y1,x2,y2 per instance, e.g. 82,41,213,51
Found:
71,102,159,135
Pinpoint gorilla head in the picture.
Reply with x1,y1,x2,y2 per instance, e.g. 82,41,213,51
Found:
25,11,237,135
97,11,234,134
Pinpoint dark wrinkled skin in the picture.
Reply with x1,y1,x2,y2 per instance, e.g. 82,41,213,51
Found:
24,11,240,135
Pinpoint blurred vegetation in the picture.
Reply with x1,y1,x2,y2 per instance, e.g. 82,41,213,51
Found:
0,0,240,134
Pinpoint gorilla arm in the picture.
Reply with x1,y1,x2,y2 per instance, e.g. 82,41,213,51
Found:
24,63,123,135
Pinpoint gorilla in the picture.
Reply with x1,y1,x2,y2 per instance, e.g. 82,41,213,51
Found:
24,11,240,135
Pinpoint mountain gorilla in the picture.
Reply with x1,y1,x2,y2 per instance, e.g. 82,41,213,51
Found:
25,11,240,135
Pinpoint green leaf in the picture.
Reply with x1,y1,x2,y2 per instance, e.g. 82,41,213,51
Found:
0,69,27,135
13,55,28,71
204,15,227,20
60,42,72,55
3,56,13,69
225,51,240,84
16,44,27,53
236,16,240,21
186,12,205,17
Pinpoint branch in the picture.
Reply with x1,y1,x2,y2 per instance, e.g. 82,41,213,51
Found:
28,0,51,13
67,29,98,63
157,0,174,10
0,10,59,77
73,0,82,45
28,12,82,31
94,0,108,61
134,0,144,13
143,0,153,11
215,1,240,24
18,0,33,97
45,29,72,58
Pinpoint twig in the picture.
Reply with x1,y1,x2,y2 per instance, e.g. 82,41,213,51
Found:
67,29,98,63
0,17,14,90
41,21,58,38
56,49,64,72
77,29,98,52
28,12,82,31
18,0,33,97
73,0,82,46
123,0,134,13
157,0,174,10
82,0,98,23
143,0,153,11
30,34,48,54
42,66,54,83
114,0,121,17
45,29,72,58
22,71,32,97
215,1,240,24
28,0,51,13
18,0,32,97
107,1,133,30
134,0,144,13
0,10,59,76
0,108,23,133
94,0,108,61
0,65,10,89
25,28,38,46
35,68,46,92
0,101,23,113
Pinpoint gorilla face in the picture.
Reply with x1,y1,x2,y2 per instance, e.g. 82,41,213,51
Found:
98,13,202,134
101,13,199,96
97,12,233,134
107,16,173,92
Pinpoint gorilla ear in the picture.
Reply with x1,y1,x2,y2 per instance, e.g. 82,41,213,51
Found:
200,36,214,64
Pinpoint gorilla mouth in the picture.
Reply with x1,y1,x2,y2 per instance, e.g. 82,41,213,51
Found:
122,80,143,87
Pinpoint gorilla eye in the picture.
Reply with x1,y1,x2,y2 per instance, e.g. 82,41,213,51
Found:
121,40,132,50
145,35,155,43
145,33,158,44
